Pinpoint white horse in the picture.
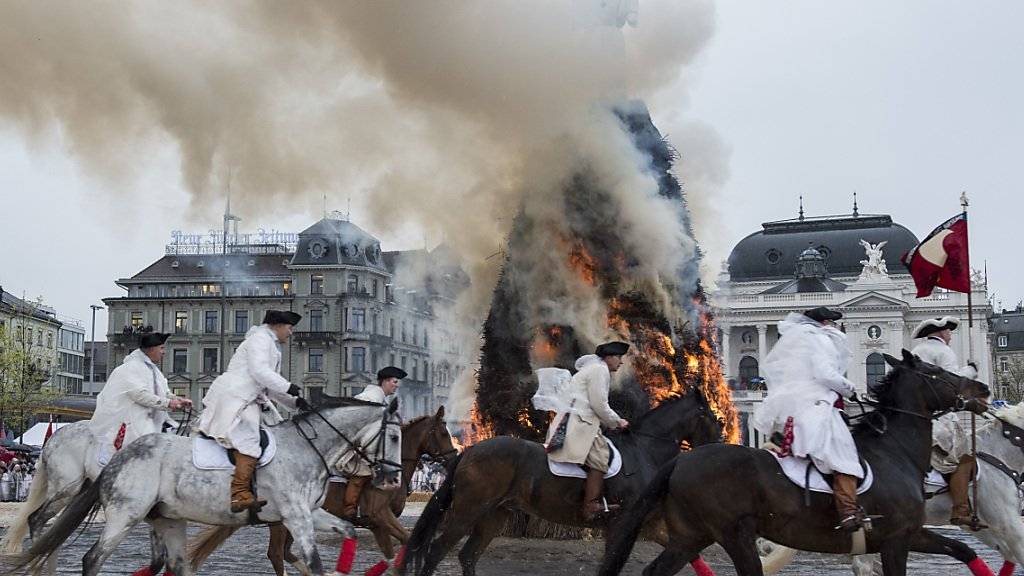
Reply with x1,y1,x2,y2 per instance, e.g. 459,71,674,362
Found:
1,397,402,576
762,404,1024,576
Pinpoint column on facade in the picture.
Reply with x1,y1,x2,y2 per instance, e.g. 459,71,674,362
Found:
719,324,732,381
756,324,768,362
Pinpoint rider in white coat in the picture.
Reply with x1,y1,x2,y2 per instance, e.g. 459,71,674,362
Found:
754,307,864,532
88,333,191,452
197,310,309,512
911,316,980,528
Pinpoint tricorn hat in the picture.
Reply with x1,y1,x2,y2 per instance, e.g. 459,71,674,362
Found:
377,366,408,381
804,306,843,323
263,310,302,326
912,316,960,339
595,341,630,357
138,332,170,349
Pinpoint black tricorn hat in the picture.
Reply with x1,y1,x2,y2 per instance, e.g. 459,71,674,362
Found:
377,366,408,381
263,310,302,326
595,341,630,357
138,332,171,349
804,306,843,323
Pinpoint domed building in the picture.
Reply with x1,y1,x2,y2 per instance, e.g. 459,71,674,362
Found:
712,205,992,446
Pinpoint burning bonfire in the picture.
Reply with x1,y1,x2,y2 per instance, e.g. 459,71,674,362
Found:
455,104,740,452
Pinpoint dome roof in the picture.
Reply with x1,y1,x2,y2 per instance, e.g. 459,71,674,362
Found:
290,218,386,269
727,213,919,282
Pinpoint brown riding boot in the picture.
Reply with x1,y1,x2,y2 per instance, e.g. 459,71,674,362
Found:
342,476,370,519
833,473,863,532
581,468,619,520
949,455,983,529
229,451,266,513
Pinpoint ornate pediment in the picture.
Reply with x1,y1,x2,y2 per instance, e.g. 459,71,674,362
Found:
838,291,908,309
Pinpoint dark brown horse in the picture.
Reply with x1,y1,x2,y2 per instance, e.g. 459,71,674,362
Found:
599,351,992,576
402,389,724,576
189,406,456,574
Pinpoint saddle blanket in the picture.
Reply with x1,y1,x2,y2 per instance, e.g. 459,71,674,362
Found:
192,430,277,470
770,452,873,495
924,469,947,494
548,438,622,479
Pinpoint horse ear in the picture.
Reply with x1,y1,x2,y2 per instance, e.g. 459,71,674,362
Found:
901,349,918,366
435,404,445,419
387,398,400,415
883,353,901,368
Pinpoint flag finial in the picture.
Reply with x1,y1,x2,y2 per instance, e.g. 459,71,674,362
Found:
960,191,969,211
798,195,805,221
853,191,859,217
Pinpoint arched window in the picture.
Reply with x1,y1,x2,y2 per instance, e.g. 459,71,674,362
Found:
739,356,760,389
866,353,886,388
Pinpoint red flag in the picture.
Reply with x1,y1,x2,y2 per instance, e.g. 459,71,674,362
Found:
901,213,970,297
43,418,53,445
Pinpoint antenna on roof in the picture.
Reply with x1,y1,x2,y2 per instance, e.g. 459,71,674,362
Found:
798,195,805,221
852,191,859,217
223,167,241,254
346,196,351,222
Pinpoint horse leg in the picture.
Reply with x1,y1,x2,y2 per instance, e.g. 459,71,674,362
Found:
83,511,143,576
907,528,993,575
147,526,168,575
267,523,289,576
416,505,490,576
878,538,909,576
457,507,509,576
716,517,763,576
150,518,189,576
281,512,325,576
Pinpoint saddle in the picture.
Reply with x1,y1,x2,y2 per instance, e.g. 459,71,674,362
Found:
767,451,874,504
192,428,276,470
547,438,623,479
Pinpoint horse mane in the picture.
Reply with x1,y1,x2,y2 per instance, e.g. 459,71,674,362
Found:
852,366,900,435
291,394,383,423
632,389,698,427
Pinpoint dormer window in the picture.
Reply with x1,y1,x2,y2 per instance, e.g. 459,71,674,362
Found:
197,260,205,268
171,260,180,268
248,259,255,267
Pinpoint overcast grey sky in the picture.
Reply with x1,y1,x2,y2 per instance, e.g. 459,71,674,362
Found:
1,1,1021,340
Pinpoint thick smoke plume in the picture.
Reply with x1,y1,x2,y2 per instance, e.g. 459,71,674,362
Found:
0,2,725,419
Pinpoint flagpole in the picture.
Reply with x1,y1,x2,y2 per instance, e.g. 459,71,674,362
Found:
961,192,982,530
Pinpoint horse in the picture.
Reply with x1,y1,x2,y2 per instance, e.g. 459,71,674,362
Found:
187,405,458,576
401,388,724,576
761,402,1024,576
598,350,992,576
0,396,403,576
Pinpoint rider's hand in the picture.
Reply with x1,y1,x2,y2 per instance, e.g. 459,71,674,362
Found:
294,397,312,412
287,383,302,397
168,397,186,410
618,419,630,430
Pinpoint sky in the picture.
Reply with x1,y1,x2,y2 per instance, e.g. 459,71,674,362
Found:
0,1,1021,341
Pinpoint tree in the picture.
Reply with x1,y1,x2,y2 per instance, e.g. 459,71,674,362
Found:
997,355,1024,404
0,297,62,436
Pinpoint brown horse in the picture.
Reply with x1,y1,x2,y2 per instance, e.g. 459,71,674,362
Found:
189,406,456,575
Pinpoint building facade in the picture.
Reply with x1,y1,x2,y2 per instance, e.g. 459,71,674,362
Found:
990,307,1024,402
55,317,86,395
83,341,109,395
0,286,61,386
103,217,468,420
712,211,993,446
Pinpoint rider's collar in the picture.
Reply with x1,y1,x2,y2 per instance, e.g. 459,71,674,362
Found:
926,336,947,344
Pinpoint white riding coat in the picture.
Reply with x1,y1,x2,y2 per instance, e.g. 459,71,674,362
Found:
911,336,978,473
754,313,862,477
88,348,174,448
337,383,392,477
197,325,297,457
545,355,622,465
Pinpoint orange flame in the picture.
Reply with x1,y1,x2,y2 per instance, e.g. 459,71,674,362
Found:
567,241,598,286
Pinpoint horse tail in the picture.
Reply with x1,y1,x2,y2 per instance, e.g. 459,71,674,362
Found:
1,478,101,575
0,454,49,554
760,543,798,575
402,452,463,575
598,457,678,576
187,525,239,572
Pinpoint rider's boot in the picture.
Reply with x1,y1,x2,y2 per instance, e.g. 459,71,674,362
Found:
582,468,618,520
949,454,983,529
833,473,864,532
342,475,369,519
229,451,266,513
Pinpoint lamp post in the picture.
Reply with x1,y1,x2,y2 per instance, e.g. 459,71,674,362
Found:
89,304,104,392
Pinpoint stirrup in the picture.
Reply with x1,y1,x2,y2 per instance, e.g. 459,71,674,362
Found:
231,497,267,513
951,516,987,531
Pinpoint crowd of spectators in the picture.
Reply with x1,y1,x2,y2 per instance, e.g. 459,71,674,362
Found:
0,456,36,502
409,461,446,493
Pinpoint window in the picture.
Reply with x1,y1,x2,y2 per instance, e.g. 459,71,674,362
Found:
402,320,407,343
202,348,219,373
37,331,43,346
46,333,53,348
866,353,886,388
311,274,324,295
234,310,249,334
372,279,379,298
200,284,221,296
1000,356,1009,372
400,356,407,371
424,330,429,349
27,328,33,344
204,311,218,333
999,335,1008,347
175,311,189,334
347,274,359,293
131,312,143,328
371,351,379,372
351,308,366,332
413,323,419,345
389,353,396,366
372,312,380,335
283,282,291,296
412,358,418,380
738,356,760,389
172,349,188,374
310,309,324,332
16,326,23,341
309,348,323,372
389,319,395,338
352,347,366,373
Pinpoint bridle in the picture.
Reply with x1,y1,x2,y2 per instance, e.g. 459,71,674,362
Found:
852,365,979,435
295,405,403,480
410,417,459,466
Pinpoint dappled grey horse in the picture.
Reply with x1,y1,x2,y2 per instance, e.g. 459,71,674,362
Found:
1,396,402,576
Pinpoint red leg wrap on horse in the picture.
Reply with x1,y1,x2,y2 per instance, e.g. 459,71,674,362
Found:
336,537,358,574
364,560,389,576
968,557,995,576
1000,561,1016,576
394,544,407,569
691,557,715,576
130,568,153,576
162,571,175,576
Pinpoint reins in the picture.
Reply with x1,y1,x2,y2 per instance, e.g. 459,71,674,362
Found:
175,406,194,436
846,366,973,435
294,405,402,478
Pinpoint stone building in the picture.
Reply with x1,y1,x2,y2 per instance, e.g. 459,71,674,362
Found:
990,306,1024,401
83,341,109,395
55,317,86,395
103,217,468,419
0,286,60,385
712,209,992,446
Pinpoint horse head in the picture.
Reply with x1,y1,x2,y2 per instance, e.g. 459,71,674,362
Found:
308,394,404,490
636,387,723,448
880,350,990,416
423,404,458,464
